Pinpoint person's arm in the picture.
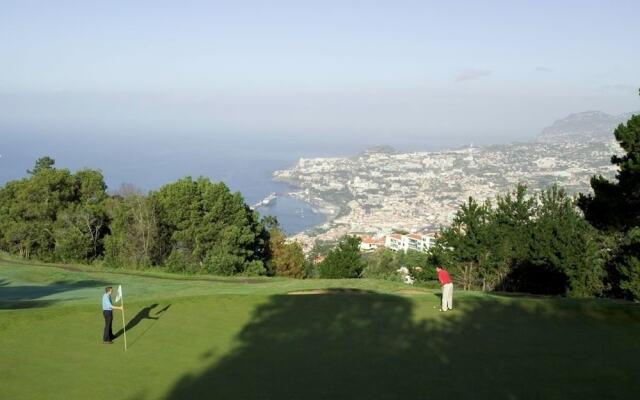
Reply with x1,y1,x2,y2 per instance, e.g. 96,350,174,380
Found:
107,297,122,311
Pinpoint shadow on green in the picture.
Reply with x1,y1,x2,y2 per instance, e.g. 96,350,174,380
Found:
0,278,107,309
164,289,640,400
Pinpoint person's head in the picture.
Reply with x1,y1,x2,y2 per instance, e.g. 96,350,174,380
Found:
435,266,442,272
105,286,112,294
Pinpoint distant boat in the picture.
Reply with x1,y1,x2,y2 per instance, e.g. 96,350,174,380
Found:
253,192,277,208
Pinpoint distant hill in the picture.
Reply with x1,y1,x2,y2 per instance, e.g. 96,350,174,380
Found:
537,110,638,143
360,145,398,155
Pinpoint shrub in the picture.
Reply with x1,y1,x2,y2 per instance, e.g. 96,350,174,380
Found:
318,236,364,279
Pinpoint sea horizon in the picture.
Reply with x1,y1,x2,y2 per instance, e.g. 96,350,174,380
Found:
1,130,485,235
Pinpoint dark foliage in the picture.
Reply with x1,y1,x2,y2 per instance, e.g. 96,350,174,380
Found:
0,158,274,276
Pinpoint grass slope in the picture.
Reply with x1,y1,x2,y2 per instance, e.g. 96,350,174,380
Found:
1,257,639,400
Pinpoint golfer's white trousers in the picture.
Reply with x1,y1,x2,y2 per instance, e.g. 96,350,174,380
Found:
442,283,453,311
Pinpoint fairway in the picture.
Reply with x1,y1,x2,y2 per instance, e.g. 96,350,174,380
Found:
1,257,639,400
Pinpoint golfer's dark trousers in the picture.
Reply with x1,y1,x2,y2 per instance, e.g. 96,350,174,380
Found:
103,310,113,341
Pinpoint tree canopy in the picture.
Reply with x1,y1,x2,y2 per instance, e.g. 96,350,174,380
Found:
0,158,108,261
578,112,640,231
0,158,275,276
578,95,640,300
318,235,364,278
435,185,607,297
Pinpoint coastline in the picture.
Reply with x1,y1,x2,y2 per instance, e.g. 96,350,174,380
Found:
271,172,345,238
267,175,365,253
266,135,623,247
252,176,335,236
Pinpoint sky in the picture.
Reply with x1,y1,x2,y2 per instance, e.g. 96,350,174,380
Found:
1,0,639,189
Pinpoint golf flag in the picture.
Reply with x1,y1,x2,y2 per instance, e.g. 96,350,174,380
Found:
115,284,127,350
115,285,122,303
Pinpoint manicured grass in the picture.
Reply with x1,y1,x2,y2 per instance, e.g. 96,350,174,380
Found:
1,258,639,400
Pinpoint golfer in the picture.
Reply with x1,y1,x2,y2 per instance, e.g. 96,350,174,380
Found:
102,286,122,344
436,266,453,312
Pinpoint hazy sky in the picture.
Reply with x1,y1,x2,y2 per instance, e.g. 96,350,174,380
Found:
1,1,639,187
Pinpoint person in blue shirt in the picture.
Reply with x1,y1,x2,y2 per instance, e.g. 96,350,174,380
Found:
102,286,122,344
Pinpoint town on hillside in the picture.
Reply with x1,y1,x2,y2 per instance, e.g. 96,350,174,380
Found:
276,111,631,253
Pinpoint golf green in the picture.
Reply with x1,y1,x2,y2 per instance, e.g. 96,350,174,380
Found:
1,257,639,399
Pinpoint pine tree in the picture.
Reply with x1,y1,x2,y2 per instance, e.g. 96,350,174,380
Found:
578,93,640,231
579,90,640,300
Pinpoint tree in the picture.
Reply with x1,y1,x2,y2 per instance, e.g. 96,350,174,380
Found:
303,240,334,278
73,169,108,259
490,184,535,286
268,229,305,278
579,96,640,300
318,235,364,278
614,228,640,300
578,110,640,232
436,185,607,296
54,204,103,262
524,186,606,296
1,158,108,263
53,211,92,262
103,194,161,268
362,247,401,280
0,162,81,260
152,177,269,275
405,249,440,282
439,197,491,290
27,156,55,175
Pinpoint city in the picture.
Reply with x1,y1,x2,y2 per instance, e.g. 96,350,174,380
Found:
275,112,625,252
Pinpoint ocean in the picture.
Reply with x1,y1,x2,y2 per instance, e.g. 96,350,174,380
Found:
206,156,327,235
0,137,326,235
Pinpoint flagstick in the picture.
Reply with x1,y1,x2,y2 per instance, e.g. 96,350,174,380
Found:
121,296,127,351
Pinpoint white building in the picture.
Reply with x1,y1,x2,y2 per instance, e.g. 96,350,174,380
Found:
384,233,436,253
359,236,386,252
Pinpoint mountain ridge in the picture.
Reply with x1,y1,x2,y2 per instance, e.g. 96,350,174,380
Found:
537,110,638,143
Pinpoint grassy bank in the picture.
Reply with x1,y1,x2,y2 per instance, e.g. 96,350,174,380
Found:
1,258,639,399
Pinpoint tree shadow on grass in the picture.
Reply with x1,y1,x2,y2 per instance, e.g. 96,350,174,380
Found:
0,278,107,309
164,289,640,400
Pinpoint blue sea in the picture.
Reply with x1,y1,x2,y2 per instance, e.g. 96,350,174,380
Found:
0,136,329,235
1,132,460,234
208,157,326,235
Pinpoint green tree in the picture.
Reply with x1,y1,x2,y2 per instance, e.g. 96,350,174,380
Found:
490,184,535,287
152,177,269,275
0,162,110,262
0,159,92,261
578,96,640,300
439,197,491,290
436,185,606,296
27,156,55,175
362,247,401,280
318,235,364,278
103,194,161,268
268,229,305,278
524,186,606,297
53,204,100,262
303,240,334,278
406,249,441,283
614,228,640,300
578,110,640,232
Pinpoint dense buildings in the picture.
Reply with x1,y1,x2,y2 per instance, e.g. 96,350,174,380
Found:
275,111,629,252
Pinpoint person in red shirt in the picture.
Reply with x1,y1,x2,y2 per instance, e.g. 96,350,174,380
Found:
436,266,453,312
